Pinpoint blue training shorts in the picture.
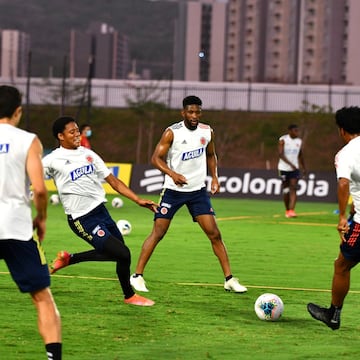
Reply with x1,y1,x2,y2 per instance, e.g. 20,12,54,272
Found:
0,238,50,293
341,221,360,263
155,187,215,222
67,203,124,252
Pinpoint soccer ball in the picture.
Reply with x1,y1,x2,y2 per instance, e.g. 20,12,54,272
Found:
254,293,284,321
49,193,60,205
112,197,124,208
116,219,132,236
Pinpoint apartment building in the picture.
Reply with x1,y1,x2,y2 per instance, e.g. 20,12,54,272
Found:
69,22,130,79
225,0,349,84
175,0,358,85
0,29,30,78
173,0,227,81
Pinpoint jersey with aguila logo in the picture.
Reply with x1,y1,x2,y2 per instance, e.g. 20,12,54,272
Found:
42,146,111,219
163,121,211,192
0,124,35,240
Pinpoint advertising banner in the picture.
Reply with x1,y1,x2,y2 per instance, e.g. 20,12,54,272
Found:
130,165,338,203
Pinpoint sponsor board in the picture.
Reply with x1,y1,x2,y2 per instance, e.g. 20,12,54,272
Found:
130,165,337,203
44,162,132,194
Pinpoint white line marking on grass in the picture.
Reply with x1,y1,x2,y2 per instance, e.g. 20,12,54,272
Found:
176,282,360,294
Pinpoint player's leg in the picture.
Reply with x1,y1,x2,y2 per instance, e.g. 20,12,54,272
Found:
102,233,133,298
31,287,62,357
196,214,229,273
307,224,359,329
50,205,125,273
188,188,229,274
280,172,290,212
196,214,247,293
131,217,172,292
306,252,350,330
331,252,356,307
288,177,298,212
4,239,62,358
131,188,182,291
66,207,133,294
189,189,247,292
134,218,171,274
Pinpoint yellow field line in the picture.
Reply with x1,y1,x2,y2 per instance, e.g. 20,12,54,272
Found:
176,282,360,294
217,211,336,227
1,271,359,294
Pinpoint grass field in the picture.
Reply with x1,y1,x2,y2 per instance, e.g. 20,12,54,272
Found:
1,195,359,360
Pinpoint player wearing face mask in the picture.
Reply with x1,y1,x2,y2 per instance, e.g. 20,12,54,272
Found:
79,123,92,149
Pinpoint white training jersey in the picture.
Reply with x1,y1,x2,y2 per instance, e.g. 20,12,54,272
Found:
0,124,35,240
163,121,212,192
277,134,302,171
335,136,360,224
42,146,111,219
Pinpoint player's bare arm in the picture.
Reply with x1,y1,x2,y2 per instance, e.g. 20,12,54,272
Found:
206,130,220,194
26,136,48,241
337,177,350,240
105,173,158,212
152,128,188,186
298,148,307,176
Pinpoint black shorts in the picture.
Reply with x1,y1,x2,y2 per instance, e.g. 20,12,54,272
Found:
0,238,50,293
279,170,300,182
155,187,215,222
341,221,360,263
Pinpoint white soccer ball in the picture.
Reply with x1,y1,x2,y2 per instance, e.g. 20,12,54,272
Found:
116,219,132,236
254,293,284,321
49,193,60,205
112,197,124,208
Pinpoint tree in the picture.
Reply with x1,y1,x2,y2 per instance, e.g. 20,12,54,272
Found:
125,82,167,163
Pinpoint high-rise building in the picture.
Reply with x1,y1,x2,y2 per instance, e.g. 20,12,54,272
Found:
69,22,130,79
225,0,349,84
173,0,227,82
0,29,30,78
174,0,357,85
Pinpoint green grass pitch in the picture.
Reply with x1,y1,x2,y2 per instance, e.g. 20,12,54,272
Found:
1,195,359,359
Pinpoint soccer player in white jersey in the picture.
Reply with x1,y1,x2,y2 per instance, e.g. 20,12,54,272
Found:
0,86,62,359
307,107,360,330
45,116,157,306
130,95,247,293
277,124,306,218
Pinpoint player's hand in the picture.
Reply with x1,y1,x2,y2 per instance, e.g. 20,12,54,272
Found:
33,216,46,242
171,172,188,187
337,216,349,242
137,199,159,213
210,178,220,195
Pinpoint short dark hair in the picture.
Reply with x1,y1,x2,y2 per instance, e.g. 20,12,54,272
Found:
0,85,22,118
79,123,90,132
183,95,202,109
335,107,360,134
288,124,298,130
52,116,76,140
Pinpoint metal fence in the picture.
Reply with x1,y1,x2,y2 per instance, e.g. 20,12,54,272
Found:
1,76,360,112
